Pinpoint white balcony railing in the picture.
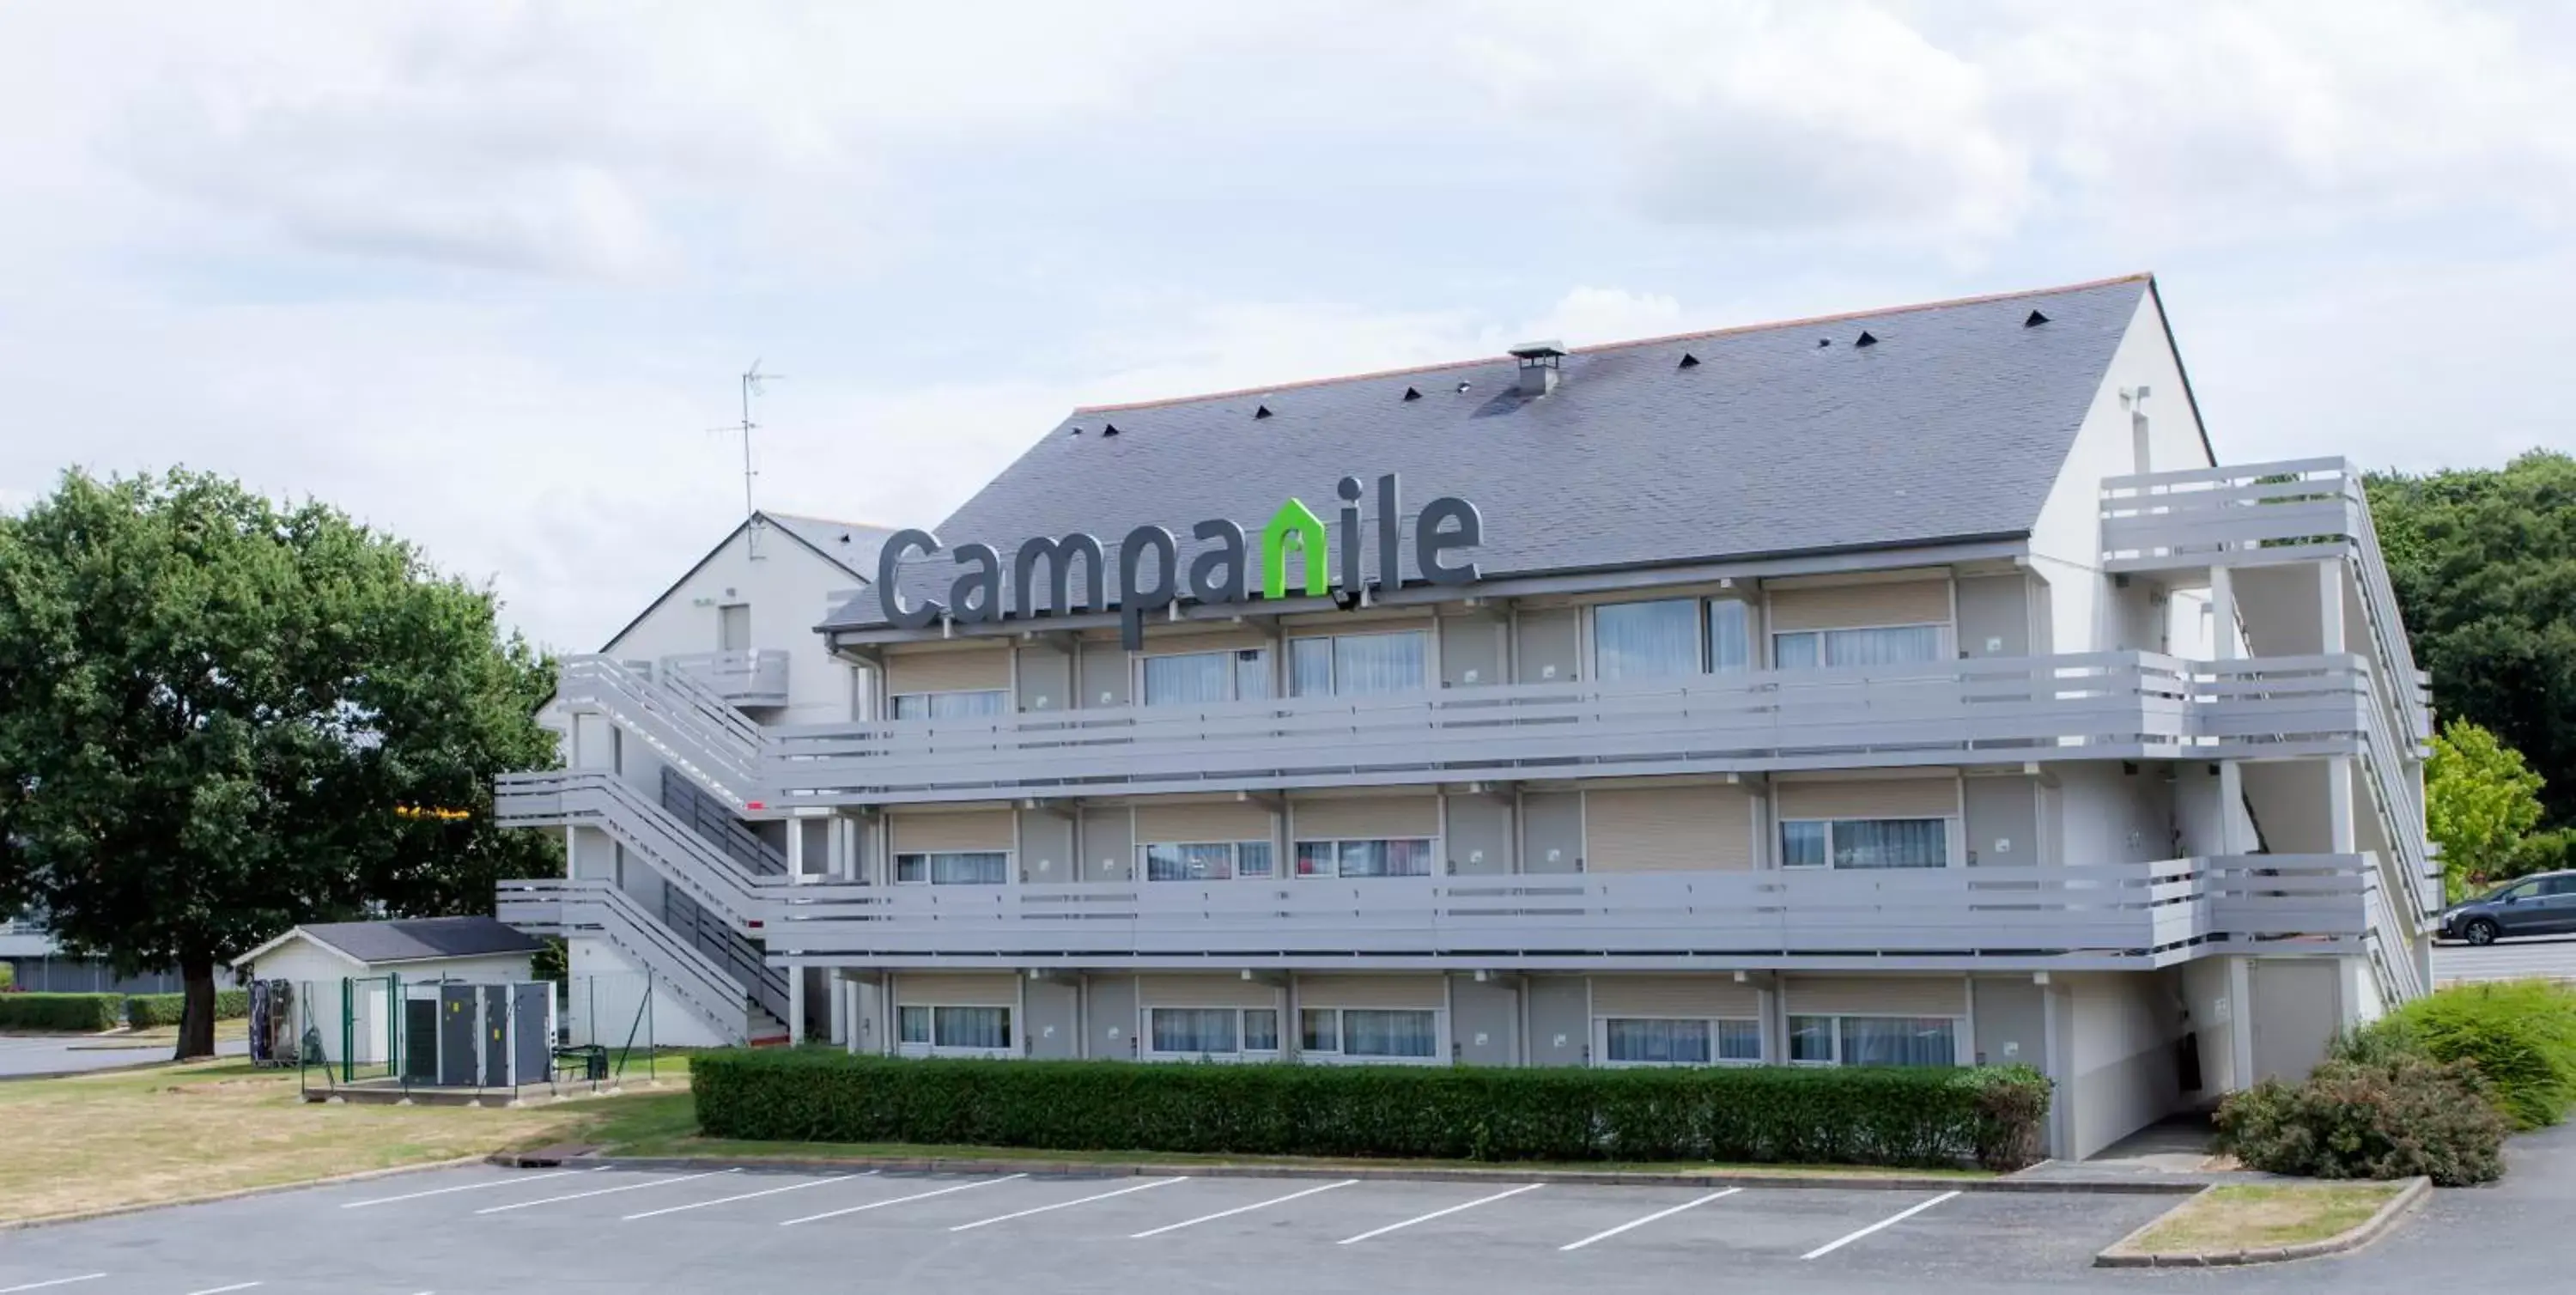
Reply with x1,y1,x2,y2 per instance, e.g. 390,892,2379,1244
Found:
766,652,2375,808
662,649,792,708
761,854,2368,971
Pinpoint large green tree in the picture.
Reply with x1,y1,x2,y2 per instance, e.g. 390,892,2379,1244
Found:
2369,451,2576,826
0,470,558,1058
2426,720,2547,900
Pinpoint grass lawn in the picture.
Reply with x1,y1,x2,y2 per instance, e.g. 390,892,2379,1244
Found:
0,1056,691,1225
2127,1183,2406,1254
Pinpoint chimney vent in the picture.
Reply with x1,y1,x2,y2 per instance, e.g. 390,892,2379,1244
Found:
1509,340,1565,397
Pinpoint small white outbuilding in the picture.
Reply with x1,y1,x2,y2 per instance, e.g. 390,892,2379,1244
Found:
233,916,545,1065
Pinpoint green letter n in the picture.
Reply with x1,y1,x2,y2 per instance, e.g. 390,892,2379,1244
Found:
1261,498,1329,600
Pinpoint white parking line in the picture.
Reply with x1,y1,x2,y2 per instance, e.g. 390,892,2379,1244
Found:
1129,1179,1356,1238
948,1177,1186,1232
181,1283,262,1295
1558,1188,1741,1252
778,1174,1028,1226
1337,1183,1546,1245
1800,1190,1961,1260
623,1172,876,1220
474,1169,738,1214
0,1279,107,1294
342,1169,598,1208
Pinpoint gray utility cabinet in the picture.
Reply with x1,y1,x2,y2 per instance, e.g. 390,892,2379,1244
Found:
405,982,556,1089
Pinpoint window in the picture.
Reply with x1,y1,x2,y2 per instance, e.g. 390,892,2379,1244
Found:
1788,1015,1958,1067
1141,841,1273,881
1780,818,1948,870
899,1005,1012,1054
1300,1007,1439,1060
1140,648,1272,706
1594,599,1701,680
1289,630,1426,697
1771,624,1943,670
1294,838,1435,879
1147,1006,1280,1059
893,851,1010,885
1708,600,1753,672
1602,1017,1762,1066
891,689,1007,720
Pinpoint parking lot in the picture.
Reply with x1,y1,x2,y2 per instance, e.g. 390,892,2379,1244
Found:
0,1163,2184,1294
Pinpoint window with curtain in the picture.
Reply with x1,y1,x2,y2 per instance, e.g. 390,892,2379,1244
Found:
1141,648,1272,706
1142,842,1241,882
1602,1017,1765,1065
1236,841,1274,879
902,1005,1012,1051
1787,1015,1956,1067
894,850,1011,885
1340,1009,1439,1058
1779,819,1948,869
932,1006,1012,1050
1150,1007,1239,1055
891,689,1008,720
1593,599,1701,680
1771,624,1944,671
1299,1007,1338,1053
1295,838,1435,879
1708,600,1753,672
1242,1007,1280,1051
1288,630,1427,697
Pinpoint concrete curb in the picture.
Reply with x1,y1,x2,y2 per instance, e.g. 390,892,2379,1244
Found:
0,1155,489,1233
497,1151,2203,1195
2093,1177,2432,1268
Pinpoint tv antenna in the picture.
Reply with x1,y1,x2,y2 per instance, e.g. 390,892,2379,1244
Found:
716,361,785,557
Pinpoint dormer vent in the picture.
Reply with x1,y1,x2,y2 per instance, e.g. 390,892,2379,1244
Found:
1401,386,1423,401
1677,352,1700,369
1254,404,1273,420
1101,422,1121,437
2025,309,2050,327
1508,339,1564,397
1856,331,1879,348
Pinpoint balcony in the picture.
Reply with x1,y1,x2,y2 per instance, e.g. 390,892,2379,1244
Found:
763,854,2372,972
665,649,792,708
0,916,55,958
770,652,2380,808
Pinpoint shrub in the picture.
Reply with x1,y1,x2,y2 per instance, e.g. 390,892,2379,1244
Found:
691,1051,2055,1171
0,961,14,990
2342,980,2576,1128
2215,1053,2507,1186
123,989,252,1029
0,992,125,1031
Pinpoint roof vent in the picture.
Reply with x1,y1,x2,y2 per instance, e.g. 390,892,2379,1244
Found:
1677,352,1700,369
1856,331,1879,348
1509,340,1565,397
1455,380,1472,394
2025,309,2050,327
1817,337,1832,348
1254,404,1273,420
1101,422,1121,438
1402,386,1423,401
1066,425,1083,436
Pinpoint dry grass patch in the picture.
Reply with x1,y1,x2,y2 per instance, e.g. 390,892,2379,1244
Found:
2128,1183,2405,1255
0,1057,688,1224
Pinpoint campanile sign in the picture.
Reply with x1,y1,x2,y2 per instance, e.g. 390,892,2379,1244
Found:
877,473,1483,649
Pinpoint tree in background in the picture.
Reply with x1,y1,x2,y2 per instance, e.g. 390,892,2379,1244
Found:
2427,720,2548,900
2370,451,2576,827
0,470,558,1058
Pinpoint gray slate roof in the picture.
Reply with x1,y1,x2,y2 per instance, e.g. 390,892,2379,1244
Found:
295,916,544,965
765,512,899,583
824,275,2154,631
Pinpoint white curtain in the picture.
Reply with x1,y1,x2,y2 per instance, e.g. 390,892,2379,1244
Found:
1832,819,1947,869
1142,653,1230,706
1838,1016,1956,1067
1292,631,1427,697
1236,841,1274,878
1594,599,1700,680
1151,1007,1237,1054
1242,1008,1279,1051
1708,600,1753,672
926,851,1009,885
1607,1018,1710,1064
1825,625,1943,668
1145,842,1234,881
934,1006,1011,1050
1340,1009,1438,1058
895,690,1006,720
1334,839,1432,878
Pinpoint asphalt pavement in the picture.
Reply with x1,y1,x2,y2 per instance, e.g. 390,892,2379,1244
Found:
2433,933,2576,985
0,1035,248,1079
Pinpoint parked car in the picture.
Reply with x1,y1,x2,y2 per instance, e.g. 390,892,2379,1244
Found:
2441,870,2576,945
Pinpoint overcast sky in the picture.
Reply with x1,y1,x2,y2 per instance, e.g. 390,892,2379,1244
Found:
2,1,2569,650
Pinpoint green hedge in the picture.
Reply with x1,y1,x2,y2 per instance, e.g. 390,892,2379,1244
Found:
692,1051,2053,1170
0,993,125,1031
2340,979,2576,1128
123,990,252,1029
